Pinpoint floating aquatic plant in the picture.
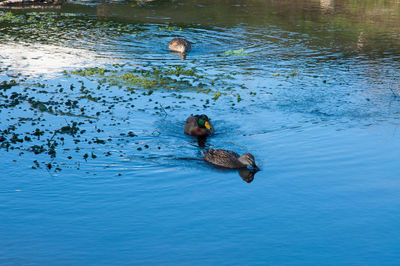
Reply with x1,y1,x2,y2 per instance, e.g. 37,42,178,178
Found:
213,91,221,100
158,24,183,32
0,57,246,173
221,48,249,56
68,65,205,91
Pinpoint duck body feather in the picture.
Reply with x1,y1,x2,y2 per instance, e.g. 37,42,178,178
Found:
203,149,246,169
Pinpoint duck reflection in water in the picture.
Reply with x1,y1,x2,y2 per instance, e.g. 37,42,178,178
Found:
197,136,207,148
238,168,258,183
202,165,259,183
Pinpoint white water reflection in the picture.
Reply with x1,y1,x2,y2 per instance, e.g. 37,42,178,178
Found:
0,42,113,78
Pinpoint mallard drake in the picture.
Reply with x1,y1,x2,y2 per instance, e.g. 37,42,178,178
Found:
204,149,259,170
184,114,214,137
169,38,191,53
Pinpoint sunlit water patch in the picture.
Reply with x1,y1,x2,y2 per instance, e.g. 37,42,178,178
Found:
0,42,116,77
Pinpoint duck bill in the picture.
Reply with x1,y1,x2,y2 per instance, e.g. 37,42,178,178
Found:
252,165,260,172
204,121,211,130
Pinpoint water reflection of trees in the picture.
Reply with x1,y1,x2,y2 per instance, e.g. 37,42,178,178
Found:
82,0,400,54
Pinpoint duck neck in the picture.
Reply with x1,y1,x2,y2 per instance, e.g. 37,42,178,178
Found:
237,156,249,168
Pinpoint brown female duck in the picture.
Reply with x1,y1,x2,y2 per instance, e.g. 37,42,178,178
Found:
184,114,214,137
169,38,191,53
204,149,259,170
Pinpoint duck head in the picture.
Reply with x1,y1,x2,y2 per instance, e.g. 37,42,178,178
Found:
195,114,212,130
169,38,191,53
238,153,259,171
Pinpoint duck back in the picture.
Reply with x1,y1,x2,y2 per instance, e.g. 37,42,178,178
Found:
203,149,245,169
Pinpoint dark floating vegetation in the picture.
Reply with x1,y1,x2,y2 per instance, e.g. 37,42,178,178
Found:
0,60,260,172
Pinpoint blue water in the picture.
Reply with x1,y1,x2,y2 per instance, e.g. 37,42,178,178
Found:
1,0,400,264
2,122,400,264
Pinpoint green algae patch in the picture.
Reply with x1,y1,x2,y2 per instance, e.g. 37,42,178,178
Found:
158,24,183,32
212,91,221,101
67,65,208,92
220,48,249,57
71,67,107,77
120,73,158,89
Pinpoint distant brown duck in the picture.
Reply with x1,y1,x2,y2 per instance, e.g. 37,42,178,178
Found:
204,149,259,170
169,38,191,53
184,114,214,137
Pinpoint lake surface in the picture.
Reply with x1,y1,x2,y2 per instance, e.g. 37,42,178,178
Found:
1,0,400,264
